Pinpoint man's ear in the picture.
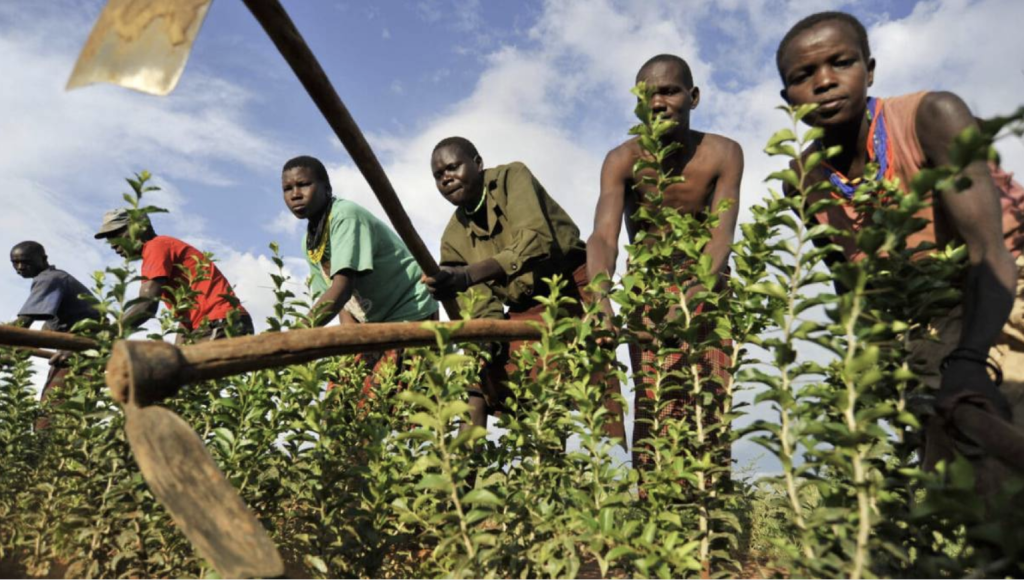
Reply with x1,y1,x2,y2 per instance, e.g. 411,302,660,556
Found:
689,86,701,110
866,57,876,88
474,155,484,171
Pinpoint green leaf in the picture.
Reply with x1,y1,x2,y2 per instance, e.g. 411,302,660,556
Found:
416,474,453,493
463,489,503,507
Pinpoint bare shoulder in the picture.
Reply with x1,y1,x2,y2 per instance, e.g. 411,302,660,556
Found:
603,138,640,177
918,90,973,121
916,91,977,160
699,132,744,172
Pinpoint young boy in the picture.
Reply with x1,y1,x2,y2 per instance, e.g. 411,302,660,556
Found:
282,155,438,397
281,155,437,326
8,241,99,425
587,55,744,467
425,136,625,440
95,209,253,341
776,12,1023,479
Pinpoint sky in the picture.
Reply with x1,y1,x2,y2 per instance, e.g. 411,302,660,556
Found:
2,0,1023,473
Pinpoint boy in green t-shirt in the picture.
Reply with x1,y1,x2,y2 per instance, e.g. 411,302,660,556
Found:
281,155,437,326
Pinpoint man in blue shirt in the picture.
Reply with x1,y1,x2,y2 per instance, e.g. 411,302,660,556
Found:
8,241,99,423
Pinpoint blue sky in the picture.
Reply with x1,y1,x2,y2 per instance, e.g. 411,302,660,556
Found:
2,0,1022,472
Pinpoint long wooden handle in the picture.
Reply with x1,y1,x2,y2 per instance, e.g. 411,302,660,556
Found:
107,319,650,406
0,325,97,351
108,320,537,404
241,0,460,320
25,347,57,360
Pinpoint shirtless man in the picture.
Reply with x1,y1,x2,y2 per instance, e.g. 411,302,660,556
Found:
776,12,1023,485
588,54,744,467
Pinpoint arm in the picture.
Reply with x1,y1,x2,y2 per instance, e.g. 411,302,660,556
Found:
587,147,632,319
703,140,744,278
123,278,165,329
424,227,504,305
311,269,357,326
917,92,1018,415
429,164,559,299
423,259,505,300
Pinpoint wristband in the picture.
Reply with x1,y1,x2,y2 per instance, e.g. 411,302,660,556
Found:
940,347,1003,386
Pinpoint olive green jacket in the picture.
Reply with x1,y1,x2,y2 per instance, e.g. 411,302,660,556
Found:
440,162,586,318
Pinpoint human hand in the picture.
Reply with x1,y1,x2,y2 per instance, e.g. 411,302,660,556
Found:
49,350,71,366
593,299,620,347
937,357,1011,421
423,266,471,301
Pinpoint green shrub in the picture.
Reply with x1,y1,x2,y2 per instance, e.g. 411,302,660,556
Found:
1,100,1022,579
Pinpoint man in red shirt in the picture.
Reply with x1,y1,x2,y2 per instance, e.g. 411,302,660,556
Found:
95,209,253,341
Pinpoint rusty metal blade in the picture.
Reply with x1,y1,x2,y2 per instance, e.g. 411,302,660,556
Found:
124,403,284,578
66,0,213,95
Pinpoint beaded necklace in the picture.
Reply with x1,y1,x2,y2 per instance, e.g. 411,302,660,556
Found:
820,97,895,199
465,185,488,216
306,197,334,264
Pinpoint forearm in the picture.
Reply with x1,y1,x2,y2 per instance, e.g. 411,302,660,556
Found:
312,286,353,327
586,235,619,293
123,301,158,328
465,258,504,286
957,251,1017,353
703,236,733,278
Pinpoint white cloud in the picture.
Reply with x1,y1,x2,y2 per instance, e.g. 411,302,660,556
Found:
209,250,309,331
307,0,1024,470
0,2,283,394
264,210,303,237
3,0,1022,470
870,0,1024,170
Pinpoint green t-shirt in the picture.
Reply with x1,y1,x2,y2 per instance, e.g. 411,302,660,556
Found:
304,199,437,323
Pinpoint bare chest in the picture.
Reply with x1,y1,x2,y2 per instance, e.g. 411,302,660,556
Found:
627,164,719,219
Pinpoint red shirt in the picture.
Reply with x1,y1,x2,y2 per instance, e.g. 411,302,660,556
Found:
140,236,246,330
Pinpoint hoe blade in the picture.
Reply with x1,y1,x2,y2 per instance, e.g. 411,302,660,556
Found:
124,404,284,578
66,0,213,95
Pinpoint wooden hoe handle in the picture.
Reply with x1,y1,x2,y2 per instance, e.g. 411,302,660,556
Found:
107,319,546,406
0,325,98,352
241,0,461,320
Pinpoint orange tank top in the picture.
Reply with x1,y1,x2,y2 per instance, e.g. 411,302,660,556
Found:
803,91,1024,262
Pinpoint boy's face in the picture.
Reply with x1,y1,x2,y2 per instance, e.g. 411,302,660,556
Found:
282,166,330,220
10,248,46,278
637,61,699,128
431,145,484,209
778,20,875,128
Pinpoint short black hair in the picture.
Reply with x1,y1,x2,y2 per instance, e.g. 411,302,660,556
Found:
636,54,694,88
11,241,45,257
776,12,871,80
433,136,479,159
283,155,332,191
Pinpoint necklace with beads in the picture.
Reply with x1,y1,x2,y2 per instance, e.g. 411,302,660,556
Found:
465,186,488,215
306,197,334,264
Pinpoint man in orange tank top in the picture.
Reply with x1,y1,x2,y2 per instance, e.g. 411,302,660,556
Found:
776,12,1024,466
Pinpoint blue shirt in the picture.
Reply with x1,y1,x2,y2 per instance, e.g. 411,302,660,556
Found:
18,267,99,332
